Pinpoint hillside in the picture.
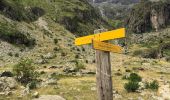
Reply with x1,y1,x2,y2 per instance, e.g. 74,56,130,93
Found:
0,0,112,66
0,0,170,100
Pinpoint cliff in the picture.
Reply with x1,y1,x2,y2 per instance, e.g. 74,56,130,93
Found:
126,0,170,33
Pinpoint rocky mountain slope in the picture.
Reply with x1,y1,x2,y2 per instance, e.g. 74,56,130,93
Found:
126,0,170,33
0,0,170,100
0,0,111,67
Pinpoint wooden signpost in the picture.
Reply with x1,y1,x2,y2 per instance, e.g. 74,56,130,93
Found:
75,28,125,100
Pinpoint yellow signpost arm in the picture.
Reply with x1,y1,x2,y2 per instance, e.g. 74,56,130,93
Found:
75,28,125,46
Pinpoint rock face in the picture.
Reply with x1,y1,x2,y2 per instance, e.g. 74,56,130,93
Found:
0,77,17,92
126,1,170,33
150,2,170,32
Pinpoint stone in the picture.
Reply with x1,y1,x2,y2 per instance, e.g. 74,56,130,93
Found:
138,97,144,100
81,70,96,75
0,71,13,77
46,79,57,85
33,95,65,100
5,77,17,89
142,63,150,66
158,84,170,99
63,67,77,73
48,66,62,69
42,53,55,59
113,94,122,99
33,91,39,98
36,59,48,64
20,86,30,96
91,87,96,91
138,82,145,90
0,77,17,92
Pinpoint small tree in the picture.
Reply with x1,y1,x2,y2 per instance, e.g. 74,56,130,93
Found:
128,73,142,82
145,80,159,90
124,81,140,92
13,59,39,85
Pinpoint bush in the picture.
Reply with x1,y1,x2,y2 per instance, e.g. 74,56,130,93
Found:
15,53,19,57
53,38,58,44
145,80,159,90
13,59,39,85
124,81,140,92
8,52,13,56
128,73,142,82
0,0,45,22
28,80,37,89
75,60,85,71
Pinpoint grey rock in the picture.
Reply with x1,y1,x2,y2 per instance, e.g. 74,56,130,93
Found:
46,79,57,85
43,53,55,59
0,77,17,92
36,59,48,64
33,95,65,100
33,91,39,98
20,86,30,96
91,87,96,91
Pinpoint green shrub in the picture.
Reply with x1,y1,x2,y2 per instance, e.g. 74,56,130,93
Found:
145,80,159,90
13,59,39,85
28,80,37,89
124,81,140,92
128,73,142,82
75,60,85,71
15,53,19,57
8,52,13,56
0,22,36,47
53,38,59,44
0,0,45,22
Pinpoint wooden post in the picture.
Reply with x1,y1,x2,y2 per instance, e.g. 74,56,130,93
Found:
94,29,113,100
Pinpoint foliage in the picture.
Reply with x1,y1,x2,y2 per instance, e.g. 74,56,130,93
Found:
75,60,85,71
13,59,39,85
145,80,159,90
128,73,142,82
0,22,35,47
0,0,45,22
124,81,140,92
28,80,37,89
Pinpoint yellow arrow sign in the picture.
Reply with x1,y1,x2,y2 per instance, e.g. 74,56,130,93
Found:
93,40,123,53
75,28,125,46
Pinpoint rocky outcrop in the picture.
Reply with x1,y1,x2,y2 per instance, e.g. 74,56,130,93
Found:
126,1,170,33
0,77,17,93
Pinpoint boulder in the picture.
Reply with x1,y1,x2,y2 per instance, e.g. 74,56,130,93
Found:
32,91,39,98
33,95,65,100
35,59,48,64
158,84,170,99
20,86,30,96
0,77,17,92
42,53,55,59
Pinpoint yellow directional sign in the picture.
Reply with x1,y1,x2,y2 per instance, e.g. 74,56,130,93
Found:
93,40,123,53
75,28,125,46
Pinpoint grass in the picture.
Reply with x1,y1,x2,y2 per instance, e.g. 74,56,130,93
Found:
0,21,35,47
36,76,97,100
0,53,170,100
